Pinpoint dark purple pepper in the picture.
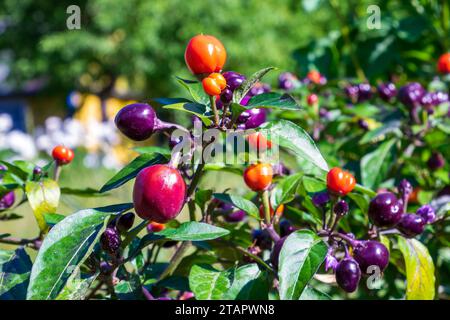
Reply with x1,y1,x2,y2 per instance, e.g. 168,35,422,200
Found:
272,163,290,177
223,71,246,91
345,85,359,102
335,258,361,293
397,213,426,238
398,82,425,108
416,205,436,224
353,240,389,274
249,83,271,96
319,108,330,119
398,179,413,200
278,72,300,91
100,227,121,254
115,103,157,141
279,220,296,237
33,166,42,176
427,152,445,170
357,83,372,102
117,212,135,233
220,88,233,104
270,236,287,269
0,191,15,211
213,199,234,213
99,261,112,274
333,200,349,216
238,108,267,129
224,210,246,223
252,229,272,250
357,119,369,131
378,82,397,102
368,192,403,227
312,191,330,207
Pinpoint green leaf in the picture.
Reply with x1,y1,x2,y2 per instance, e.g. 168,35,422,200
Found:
246,92,300,110
396,237,435,300
176,78,210,105
0,160,30,182
163,102,212,126
360,139,396,189
233,67,275,104
278,230,328,300
259,120,329,171
114,274,144,300
100,153,166,193
213,193,260,220
347,192,370,213
0,248,32,300
302,176,326,193
155,221,229,241
27,203,132,300
25,178,60,232
56,272,98,300
60,187,106,197
299,285,331,300
133,146,171,156
360,120,401,144
224,264,269,300
189,264,233,300
270,173,303,209
43,213,66,227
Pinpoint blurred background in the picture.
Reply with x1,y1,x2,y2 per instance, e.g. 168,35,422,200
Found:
0,0,448,240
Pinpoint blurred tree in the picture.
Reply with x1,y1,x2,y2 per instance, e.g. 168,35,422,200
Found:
293,0,449,82
0,0,335,98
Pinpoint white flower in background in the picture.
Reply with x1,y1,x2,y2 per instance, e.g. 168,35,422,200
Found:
45,116,63,132
6,130,37,159
0,113,13,132
1,114,123,168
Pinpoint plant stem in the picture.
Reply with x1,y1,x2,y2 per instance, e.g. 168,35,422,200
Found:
157,241,191,281
0,236,41,250
265,224,280,242
209,95,220,126
234,245,273,272
261,190,272,225
54,164,62,181
187,163,205,198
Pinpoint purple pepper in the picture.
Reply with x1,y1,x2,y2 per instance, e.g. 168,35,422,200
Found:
353,240,389,274
333,200,349,216
398,82,426,108
270,236,287,269
377,82,397,102
357,83,372,102
279,219,296,237
398,179,413,200
312,191,330,207
278,72,300,91
416,205,436,224
224,210,246,223
0,191,15,211
223,71,246,91
115,103,158,141
397,213,426,238
238,108,267,129
427,152,445,170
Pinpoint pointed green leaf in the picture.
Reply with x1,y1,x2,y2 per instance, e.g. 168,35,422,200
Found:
233,67,275,103
155,221,229,241
224,264,269,300
100,153,166,193
397,237,435,300
360,139,396,189
0,248,32,300
27,203,132,300
278,230,328,300
213,193,260,220
189,264,233,300
259,120,329,171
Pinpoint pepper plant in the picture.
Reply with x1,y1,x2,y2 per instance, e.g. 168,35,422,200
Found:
0,35,447,300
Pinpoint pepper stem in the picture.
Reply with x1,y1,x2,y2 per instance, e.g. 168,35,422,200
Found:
261,189,272,225
209,95,220,126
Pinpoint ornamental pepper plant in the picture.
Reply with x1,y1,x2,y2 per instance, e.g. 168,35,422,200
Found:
0,34,448,301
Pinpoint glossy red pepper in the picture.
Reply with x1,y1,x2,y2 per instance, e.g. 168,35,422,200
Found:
326,167,356,196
